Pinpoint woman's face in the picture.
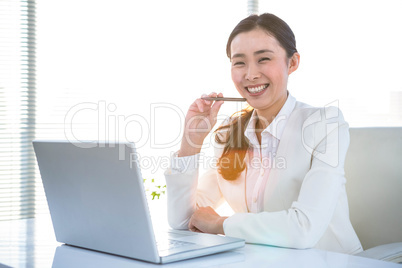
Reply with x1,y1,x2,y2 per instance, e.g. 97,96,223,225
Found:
230,27,299,115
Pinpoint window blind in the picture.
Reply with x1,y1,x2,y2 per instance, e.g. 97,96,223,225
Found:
0,0,36,220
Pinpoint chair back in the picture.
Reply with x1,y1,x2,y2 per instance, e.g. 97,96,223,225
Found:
345,127,402,250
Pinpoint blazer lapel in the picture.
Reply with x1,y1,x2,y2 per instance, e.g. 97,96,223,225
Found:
262,104,300,210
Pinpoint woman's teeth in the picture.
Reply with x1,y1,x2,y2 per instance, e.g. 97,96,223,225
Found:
247,84,268,93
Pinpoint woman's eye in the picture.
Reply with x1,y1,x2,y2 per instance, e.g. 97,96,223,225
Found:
233,61,245,66
259,57,270,62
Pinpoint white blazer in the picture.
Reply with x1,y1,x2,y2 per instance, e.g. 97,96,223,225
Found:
164,101,363,254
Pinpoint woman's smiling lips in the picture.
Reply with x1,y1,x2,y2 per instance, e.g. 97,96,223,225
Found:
245,83,269,95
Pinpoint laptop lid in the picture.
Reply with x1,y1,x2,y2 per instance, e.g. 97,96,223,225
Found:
33,140,160,263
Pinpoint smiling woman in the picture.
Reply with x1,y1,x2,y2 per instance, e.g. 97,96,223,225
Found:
165,13,363,255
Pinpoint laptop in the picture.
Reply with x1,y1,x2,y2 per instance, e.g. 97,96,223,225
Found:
33,140,245,264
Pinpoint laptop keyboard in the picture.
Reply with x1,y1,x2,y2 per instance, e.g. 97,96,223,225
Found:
157,239,195,251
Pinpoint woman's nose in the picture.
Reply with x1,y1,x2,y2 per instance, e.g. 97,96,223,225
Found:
245,64,260,81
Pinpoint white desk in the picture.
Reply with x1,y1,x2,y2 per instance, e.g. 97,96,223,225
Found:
0,216,399,268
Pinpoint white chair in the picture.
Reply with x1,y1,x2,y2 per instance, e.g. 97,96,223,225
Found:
345,127,402,263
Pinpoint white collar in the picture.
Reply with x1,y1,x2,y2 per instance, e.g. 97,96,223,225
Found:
244,93,296,145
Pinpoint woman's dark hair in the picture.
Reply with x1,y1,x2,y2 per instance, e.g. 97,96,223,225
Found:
226,13,297,59
215,13,297,181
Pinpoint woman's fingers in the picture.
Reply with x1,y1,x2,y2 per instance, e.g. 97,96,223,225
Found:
211,92,224,116
194,99,205,113
188,216,200,232
188,207,225,234
189,224,203,233
201,93,212,106
194,92,221,113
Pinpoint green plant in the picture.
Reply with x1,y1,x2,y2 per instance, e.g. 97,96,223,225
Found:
143,178,166,200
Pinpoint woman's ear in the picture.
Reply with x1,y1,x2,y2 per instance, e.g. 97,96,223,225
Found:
288,52,300,75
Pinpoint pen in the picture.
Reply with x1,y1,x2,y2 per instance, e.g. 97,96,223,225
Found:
201,97,247,102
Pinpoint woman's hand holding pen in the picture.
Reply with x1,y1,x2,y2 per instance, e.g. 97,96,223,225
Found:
178,92,224,157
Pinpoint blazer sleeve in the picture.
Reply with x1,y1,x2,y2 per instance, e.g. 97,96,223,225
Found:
223,107,350,249
164,149,224,230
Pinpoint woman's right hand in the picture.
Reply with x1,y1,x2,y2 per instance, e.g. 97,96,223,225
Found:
178,92,224,157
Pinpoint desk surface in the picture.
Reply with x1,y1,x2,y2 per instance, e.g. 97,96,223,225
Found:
0,215,399,268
